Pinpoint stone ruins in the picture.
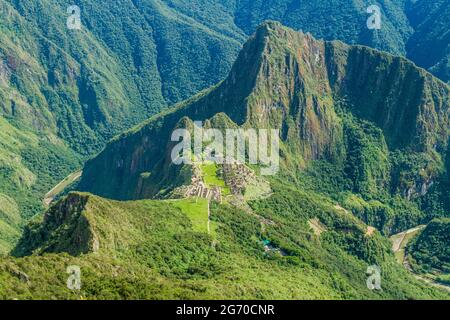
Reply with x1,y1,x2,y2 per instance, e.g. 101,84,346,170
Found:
222,161,256,195
183,165,222,202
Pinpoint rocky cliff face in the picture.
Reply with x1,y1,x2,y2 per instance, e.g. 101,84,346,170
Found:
78,22,449,202
327,42,449,152
13,193,97,257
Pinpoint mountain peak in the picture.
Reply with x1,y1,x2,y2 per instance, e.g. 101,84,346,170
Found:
254,20,285,36
12,192,96,257
251,20,311,51
79,23,449,202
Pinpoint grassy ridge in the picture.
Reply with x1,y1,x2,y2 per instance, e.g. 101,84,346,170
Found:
1,192,447,299
1,0,448,253
0,117,80,254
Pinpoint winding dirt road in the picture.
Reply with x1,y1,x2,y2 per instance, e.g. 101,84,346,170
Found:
43,170,82,206
390,225,450,293
391,225,425,252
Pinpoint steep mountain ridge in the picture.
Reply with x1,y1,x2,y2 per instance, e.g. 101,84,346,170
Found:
3,189,448,299
79,22,450,214
1,0,449,254
405,0,450,82
327,40,449,152
0,0,242,251
12,192,93,257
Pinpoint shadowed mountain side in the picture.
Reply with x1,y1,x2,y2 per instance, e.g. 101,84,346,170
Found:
79,22,449,205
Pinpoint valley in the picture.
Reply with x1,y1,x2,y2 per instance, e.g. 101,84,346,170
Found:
0,1,449,301
43,170,82,207
1,0,449,248
390,223,450,292
391,226,425,261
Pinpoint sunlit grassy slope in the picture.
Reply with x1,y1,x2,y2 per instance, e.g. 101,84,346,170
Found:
200,163,231,195
1,191,448,300
172,198,209,234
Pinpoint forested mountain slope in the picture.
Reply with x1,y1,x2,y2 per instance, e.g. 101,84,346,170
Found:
2,190,447,299
0,0,241,252
79,22,449,235
0,13,448,299
0,0,449,255
164,0,450,82
405,0,450,82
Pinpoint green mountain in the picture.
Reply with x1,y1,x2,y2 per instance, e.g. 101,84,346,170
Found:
1,0,449,255
408,218,450,274
0,2,449,300
79,22,449,234
2,21,449,300
405,0,450,82
0,0,241,252
2,190,447,299
150,0,450,83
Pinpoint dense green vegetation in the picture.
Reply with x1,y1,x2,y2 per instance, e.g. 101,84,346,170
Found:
293,111,446,236
168,0,449,82
0,2,449,299
437,274,450,286
80,22,449,236
408,218,450,275
0,0,241,251
0,116,80,254
406,0,450,82
163,0,450,83
1,0,449,254
1,192,447,299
